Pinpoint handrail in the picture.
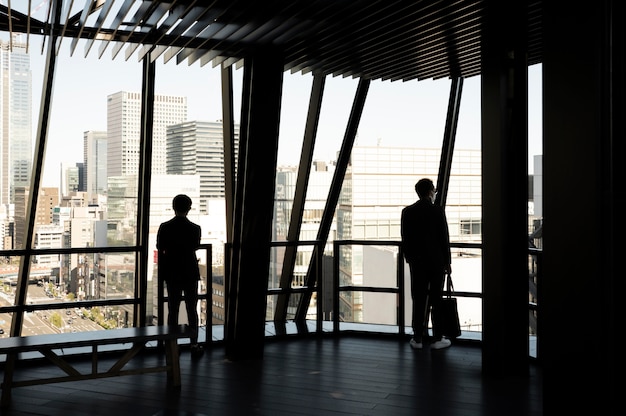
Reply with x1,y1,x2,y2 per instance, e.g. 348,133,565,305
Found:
0,244,213,339
0,246,144,320
2,239,542,360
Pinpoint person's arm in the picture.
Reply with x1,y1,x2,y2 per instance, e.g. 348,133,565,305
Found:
400,208,413,263
156,225,164,254
440,207,452,274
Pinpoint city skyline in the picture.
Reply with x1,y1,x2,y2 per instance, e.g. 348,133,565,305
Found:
7,33,543,190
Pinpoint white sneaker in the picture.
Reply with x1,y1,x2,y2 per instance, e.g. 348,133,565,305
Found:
431,338,451,350
409,338,423,349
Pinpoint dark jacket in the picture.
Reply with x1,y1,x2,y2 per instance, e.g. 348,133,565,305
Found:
156,216,201,282
401,199,451,268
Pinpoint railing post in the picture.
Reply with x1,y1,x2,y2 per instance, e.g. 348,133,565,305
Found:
316,246,323,334
332,241,340,334
397,244,405,336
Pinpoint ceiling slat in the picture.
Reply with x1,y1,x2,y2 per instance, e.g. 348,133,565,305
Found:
1,0,543,83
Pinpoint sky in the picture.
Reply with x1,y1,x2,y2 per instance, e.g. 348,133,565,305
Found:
6,32,543,188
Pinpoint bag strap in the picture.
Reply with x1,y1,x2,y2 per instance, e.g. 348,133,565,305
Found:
444,272,454,297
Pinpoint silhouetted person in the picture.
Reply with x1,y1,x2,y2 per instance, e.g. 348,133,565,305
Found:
157,194,203,357
401,178,452,350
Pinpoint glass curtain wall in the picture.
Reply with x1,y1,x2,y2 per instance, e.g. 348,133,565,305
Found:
0,32,242,341
0,27,542,345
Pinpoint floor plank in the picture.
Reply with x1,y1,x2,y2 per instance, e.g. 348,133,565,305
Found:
1,336,542,416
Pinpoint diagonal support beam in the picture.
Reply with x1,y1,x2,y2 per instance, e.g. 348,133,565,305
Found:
294,78,370,324
435,77,463,208
12,0,62,338
274,74,326,323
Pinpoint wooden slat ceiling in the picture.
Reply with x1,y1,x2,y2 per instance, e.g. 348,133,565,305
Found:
0,0,542,82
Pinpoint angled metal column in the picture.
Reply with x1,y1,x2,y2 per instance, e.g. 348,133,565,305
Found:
226,49,283,360
135,53,156,327
224,61,251,352
221,65,236,246
12,0,63,337
435,77,463,208
221,65,236,340
294,78,370,324
274,74,326,323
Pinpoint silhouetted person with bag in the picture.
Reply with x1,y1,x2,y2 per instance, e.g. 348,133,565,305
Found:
401,178,452,350
157,194,203,357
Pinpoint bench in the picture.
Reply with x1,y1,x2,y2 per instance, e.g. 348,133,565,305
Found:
0,324,191,408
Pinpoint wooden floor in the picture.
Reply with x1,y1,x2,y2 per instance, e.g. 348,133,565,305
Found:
1,335,542,416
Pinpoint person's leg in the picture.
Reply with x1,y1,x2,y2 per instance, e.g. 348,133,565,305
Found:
183,279,200,345
183,279,203,357
410,263,429,344
429,270,448,341
166,281,182,327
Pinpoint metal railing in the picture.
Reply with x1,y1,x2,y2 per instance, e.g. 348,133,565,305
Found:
2,240,541,359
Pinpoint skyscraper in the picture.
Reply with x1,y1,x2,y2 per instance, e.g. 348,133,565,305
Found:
60,162,81,198
166,120,239,214
83,130,107,202
0,36,32,205
106,91,187,177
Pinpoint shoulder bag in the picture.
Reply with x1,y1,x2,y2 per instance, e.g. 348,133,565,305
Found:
440,272,462,339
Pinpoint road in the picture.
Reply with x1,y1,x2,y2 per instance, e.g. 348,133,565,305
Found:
0,283,104,337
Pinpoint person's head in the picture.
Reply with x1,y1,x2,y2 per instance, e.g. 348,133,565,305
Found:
415,178,436,201
172,194,192,216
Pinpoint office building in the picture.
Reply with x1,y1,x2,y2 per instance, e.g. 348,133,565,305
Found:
336,146,481,323
272,146,482,323
166,120,239,214
60,162,81,198
13,186,59,249
0,203,13,250
83,130,108,202
0,36,31,205
107,91,187,177
33,224,63,266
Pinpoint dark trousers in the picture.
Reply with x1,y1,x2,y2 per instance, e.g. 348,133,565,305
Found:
166,278,200,344
409,263,446,340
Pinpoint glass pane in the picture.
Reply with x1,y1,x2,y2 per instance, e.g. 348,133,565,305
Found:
362,244,399,288
16,306,135,336
456,297,482,333
1,256,23,306
450,253,482,293
361,292,400,325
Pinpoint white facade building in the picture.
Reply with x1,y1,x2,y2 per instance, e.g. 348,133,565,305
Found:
33,224,64,266
106,91,187,177
83,130,107,203
60,162,81,198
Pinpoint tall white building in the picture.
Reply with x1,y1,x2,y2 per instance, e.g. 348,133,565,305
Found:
60,162,81,198
0,36,32,205
106,91,187,177
33,224,64,266
166,120,239,214
271,147,482,321
336,145,482,322
83,130,107,202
